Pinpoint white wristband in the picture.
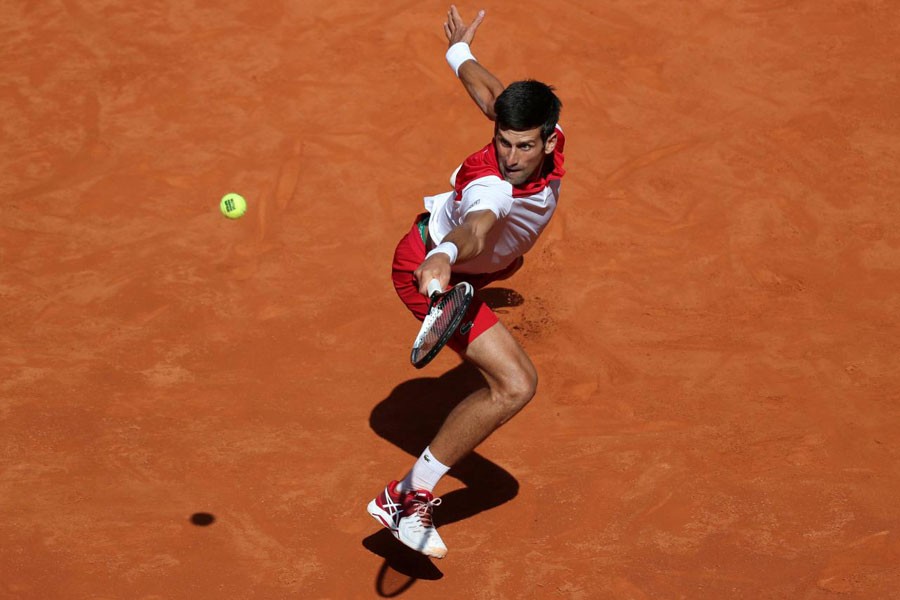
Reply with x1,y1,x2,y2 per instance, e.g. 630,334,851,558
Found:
445,42,476,77
426,241,459,265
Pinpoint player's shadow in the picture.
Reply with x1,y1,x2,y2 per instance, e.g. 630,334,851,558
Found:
363,360,520,596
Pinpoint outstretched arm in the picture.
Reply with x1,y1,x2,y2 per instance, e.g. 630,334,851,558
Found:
444,5,505,121
414,209,498,295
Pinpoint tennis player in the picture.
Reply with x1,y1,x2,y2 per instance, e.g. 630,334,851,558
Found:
368,5,565,558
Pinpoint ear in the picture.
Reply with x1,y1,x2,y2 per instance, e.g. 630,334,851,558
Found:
543,131,558,154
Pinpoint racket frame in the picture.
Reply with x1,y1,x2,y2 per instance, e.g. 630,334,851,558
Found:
410,280,474,368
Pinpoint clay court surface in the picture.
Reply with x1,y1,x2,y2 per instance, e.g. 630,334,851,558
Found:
3,0,900,598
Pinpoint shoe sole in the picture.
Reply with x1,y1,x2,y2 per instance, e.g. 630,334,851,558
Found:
397,529,447,559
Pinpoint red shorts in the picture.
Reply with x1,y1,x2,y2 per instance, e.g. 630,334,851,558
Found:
391,213,522,353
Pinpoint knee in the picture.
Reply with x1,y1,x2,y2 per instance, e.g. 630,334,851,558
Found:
492,365,538,418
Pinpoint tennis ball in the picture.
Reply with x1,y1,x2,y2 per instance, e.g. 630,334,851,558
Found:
220,193,247,219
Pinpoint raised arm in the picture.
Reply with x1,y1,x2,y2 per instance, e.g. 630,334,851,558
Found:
444,6,505,121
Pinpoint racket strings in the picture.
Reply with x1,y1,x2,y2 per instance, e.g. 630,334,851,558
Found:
415,287,469,358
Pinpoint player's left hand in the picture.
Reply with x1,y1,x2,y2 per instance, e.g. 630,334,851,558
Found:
444,5,485,47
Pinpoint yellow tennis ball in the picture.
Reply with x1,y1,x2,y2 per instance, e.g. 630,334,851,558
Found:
220,193,247,219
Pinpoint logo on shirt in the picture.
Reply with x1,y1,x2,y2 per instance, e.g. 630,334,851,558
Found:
459,321,474,336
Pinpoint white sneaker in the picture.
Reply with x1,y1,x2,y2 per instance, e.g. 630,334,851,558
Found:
396,489,447,559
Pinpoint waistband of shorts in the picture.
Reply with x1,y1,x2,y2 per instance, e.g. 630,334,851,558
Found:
416,212,433,250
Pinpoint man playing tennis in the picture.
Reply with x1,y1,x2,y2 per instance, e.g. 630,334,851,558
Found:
368,5,565,559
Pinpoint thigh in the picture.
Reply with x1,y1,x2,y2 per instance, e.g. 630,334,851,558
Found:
461,320,536,389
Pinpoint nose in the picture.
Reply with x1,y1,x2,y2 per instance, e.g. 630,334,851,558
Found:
506,147,518,167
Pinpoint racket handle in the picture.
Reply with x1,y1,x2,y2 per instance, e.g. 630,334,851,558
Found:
427,279,443,297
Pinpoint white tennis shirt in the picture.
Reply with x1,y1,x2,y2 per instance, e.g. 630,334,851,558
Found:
424,126,567,275
425,178,561,275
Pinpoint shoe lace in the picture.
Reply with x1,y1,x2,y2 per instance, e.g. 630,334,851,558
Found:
410,495,442,528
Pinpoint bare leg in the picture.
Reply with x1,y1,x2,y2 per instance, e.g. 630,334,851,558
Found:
427,321,537,466
370,321,535,559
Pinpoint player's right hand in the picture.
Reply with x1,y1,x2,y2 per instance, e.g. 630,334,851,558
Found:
414,254,452,297
444,5,485,48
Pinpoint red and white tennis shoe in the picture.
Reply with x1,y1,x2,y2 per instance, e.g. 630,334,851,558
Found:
368,480,404,532
367,482,448,559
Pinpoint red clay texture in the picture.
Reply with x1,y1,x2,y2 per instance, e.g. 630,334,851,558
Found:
2,1,899,599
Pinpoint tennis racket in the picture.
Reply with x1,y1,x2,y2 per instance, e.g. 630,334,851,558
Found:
410,279,474,369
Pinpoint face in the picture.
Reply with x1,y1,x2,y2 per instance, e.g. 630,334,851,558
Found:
494,126,558,186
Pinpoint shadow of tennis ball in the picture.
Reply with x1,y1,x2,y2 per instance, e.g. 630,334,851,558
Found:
190,512,216,526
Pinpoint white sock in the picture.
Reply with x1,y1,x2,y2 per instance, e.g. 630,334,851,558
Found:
398,446,451,493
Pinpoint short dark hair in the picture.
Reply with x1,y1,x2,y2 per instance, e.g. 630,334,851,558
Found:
494,80,562,142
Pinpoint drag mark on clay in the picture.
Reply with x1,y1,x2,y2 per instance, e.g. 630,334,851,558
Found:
603,140,700,186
